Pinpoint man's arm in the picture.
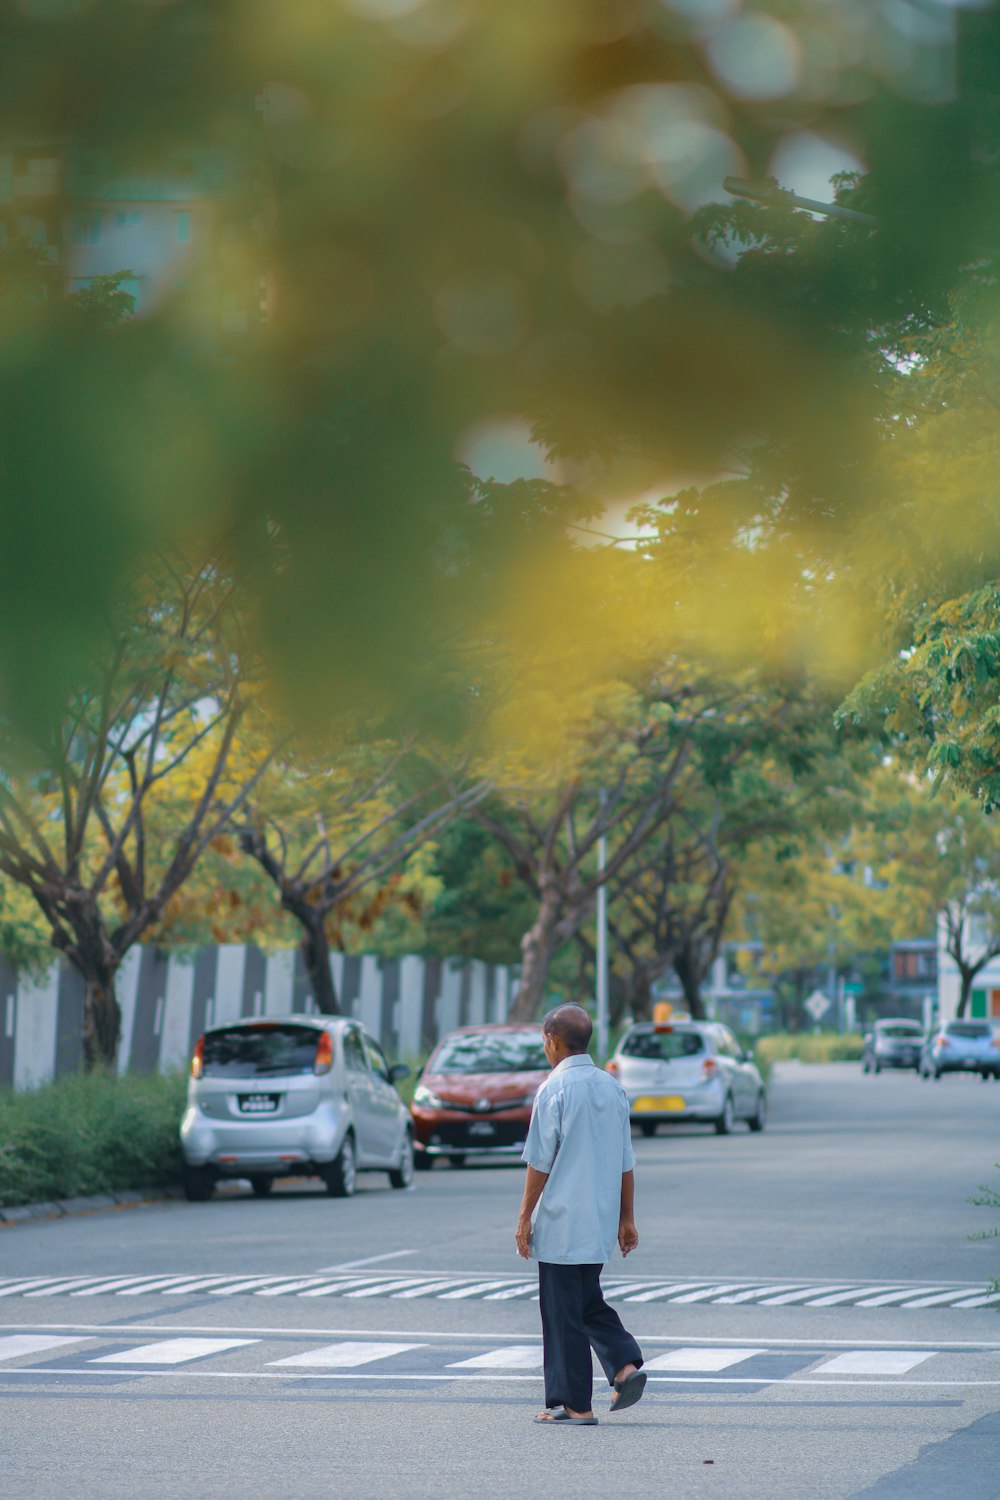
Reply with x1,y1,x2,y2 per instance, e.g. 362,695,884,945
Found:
618,1169,638,1257
515,1166,549,1258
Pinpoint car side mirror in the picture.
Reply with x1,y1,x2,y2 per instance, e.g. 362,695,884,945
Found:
389,1063,411,1085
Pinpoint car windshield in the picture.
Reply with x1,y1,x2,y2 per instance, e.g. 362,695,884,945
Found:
201,1024,321,1078
621,1029,704,1060
878,1023,921,1038
430,1033,549,1074
946,1022,991,1039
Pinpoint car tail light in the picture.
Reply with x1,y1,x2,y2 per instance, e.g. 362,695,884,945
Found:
190,1035,204,1079
935,1037,950,1049
314,1031,333,1075
605,1059,619,1076
702,1057,718,1079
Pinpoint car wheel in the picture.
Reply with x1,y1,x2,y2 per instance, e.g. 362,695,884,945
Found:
324,1133,356,1198
639,1120,657,1138
249,1175,273,1198
448,1154,467,1169
413,1151,434,1171
747,1091,766,1132
389,1132,415,1190
981,1071,992,1082
861,1057,870,1074
932,1067,942,1081
181,1164,216,1202
713,1094,734,1136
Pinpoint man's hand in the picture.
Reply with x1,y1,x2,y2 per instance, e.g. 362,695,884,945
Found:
515,1214,533,1259
618,1218,639,1257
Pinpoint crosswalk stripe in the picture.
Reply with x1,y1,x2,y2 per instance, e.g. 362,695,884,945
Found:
253,1279,333,1297
447,1346,543,1369
899,1289,981,1309
813,1351,933,1376
762,1286,854,1306
951,1293,1000,1308
0,1335,94,1362
209,1278,293,1297
857,1287,953,1308
483,1284,540,1300
715,1284,806,1305
807,1286,901,1307
267,1341,424,1369
91,1337,258,1365
161,1277,257,1296
438,1281,524,1300
23,1278,115,1297
114,1276,225,1297
342,1278,438,1299
0,1279,75,1298
297,1277,399,1298
616,1284,685,1302
645,1347,767,1372
70,1276,189,1297
391,1280,471,1299
667,1284,750,1303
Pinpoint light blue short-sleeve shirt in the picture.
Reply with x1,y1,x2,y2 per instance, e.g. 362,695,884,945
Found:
521,1053,636,1265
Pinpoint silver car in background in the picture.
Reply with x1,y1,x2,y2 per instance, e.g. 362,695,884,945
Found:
919,1019,1000,1080
861,1019,923,1073
608,1019,766,1136
179,1016,413,1200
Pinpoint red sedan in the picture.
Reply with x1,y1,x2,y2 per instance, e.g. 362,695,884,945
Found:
411,1024,549,1169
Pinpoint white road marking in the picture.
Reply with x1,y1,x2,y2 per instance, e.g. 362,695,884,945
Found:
856,1287,953,1308
253,1279,334,1297
71,1276,199,1298
267,1341,424,1369
297,1279,393,1299
342,1279,440,1299
482,1284,540,1301
901,1289,986,1309
667,1284,752,1303
0,1335,93,1361
208,1278,294,1297
714,1285,807,1305
315,1251,416,1272
645,1347,767,1372
23,1278,117,1298
761,1286,856,1306
447,1346,543,1369
814,1351,934,1376
92,1337,258,1365
114,1276,230,1297
807,1286,904,1307
618,1284,692,1302
0,1280,77,1298
438,1281,525,1300
951,1293,1000,1309
391,1280,472,1299
161,1277,258,1296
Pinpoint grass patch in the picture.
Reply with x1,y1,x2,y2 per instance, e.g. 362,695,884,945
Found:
0,1070,187,1209
756,1031,864,1066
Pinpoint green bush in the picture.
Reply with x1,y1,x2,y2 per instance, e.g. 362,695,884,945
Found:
756,1031,865,1066
0,1070,187,1208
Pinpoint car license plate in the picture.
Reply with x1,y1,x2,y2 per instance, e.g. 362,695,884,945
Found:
238,1093,279,1114
468,1121,495,1137
634,1096,685,1112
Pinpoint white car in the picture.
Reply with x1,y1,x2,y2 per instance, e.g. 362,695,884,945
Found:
179,1016,413,1200
607,1019,766,1136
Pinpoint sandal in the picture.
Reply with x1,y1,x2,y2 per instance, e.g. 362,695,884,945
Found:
609,1369,647,1412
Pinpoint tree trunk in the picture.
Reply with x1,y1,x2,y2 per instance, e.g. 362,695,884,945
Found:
510,887,563,1022
672,945,706,1021
299,916,341,1015
82,976,121,1071
956,967,974,1019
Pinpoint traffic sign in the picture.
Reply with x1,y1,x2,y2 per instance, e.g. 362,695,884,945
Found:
804,989,832,1022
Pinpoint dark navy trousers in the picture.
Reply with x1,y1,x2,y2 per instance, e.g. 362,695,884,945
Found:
537,1261,644,1413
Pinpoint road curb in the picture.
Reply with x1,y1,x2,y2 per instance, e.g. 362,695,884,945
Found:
0,1186,181,1225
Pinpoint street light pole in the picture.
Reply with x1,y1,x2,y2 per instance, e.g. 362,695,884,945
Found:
723,176,878,228
596,790,609,1061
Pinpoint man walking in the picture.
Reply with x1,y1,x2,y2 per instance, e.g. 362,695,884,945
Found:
515,1003,646,1426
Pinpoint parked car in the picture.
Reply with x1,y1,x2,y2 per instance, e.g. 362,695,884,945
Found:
919,1019,1000,1080
861,1018,924,1073
410,1024,549,1168
179,1016,413,1201
607,1019,766,1135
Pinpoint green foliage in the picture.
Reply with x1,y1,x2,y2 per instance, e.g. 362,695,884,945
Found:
970,1167,1000,1309
422,818,535,965
0,1071,186,1208
756,1032,864,1065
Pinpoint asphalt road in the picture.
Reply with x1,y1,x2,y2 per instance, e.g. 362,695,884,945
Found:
2,1061,998,1499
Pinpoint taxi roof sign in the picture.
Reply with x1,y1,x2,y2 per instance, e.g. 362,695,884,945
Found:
653,1000,673,1033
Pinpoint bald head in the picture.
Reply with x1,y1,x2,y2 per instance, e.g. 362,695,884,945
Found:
542,1003,593,1056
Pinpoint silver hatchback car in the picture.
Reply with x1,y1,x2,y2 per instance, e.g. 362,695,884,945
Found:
608,1019,766,1136
179,1016,413,1200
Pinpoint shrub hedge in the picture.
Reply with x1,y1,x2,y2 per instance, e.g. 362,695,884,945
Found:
756,1031,865,1065
0,1070,187,1209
